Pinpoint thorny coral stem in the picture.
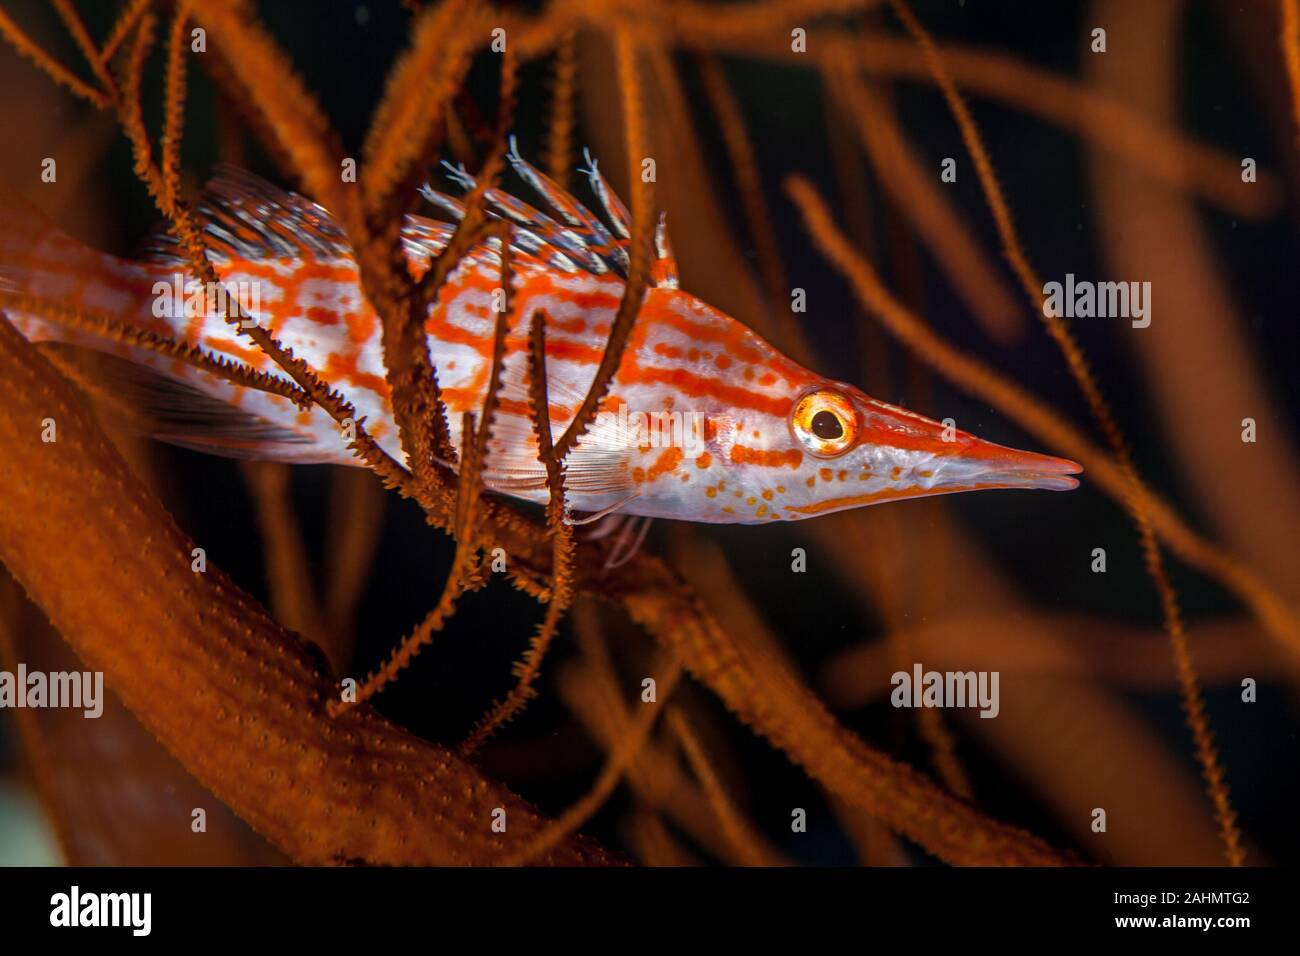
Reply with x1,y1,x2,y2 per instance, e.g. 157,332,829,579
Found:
49,0,116,95
502,657,685,866
160,2,191,210
332,412,489,715
100,0,150,65
0,292,312,409
0,6,109,106
549,27,655,463
667,707,787,867
461,313,577,755
546,30,579,188
337,286,517,714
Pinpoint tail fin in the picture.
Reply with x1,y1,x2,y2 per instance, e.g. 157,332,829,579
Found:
0,178,333,463
0,179,166,347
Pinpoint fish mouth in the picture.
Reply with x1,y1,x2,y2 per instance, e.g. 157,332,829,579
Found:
931,451,1082,493
782,449,1082,518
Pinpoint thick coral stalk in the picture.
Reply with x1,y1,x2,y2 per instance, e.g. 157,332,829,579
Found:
0,315,613,866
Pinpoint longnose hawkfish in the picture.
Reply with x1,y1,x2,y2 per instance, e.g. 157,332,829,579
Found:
0,144,1079,526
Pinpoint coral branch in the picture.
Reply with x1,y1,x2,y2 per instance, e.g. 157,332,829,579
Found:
0,314,614,866
462,313,576,754
502,655,683,865
361,0,478,224
667,707,787,866
0,5,109,107
100,0,150,65
0,291,311,409
546,30,578,187
49,0,115,94
672,25,1279,218
160,1,191,209
829,63,1022,344
550,27,654,462
610,563,1074,865
696,53,814,362
339,410,488,712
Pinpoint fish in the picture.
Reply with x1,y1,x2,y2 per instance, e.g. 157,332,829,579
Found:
0,145,1080,525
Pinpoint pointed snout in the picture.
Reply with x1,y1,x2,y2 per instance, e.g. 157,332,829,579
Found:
929,443,1082,492
852,392,1082,494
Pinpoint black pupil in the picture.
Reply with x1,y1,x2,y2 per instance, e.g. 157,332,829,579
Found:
810,409,844,441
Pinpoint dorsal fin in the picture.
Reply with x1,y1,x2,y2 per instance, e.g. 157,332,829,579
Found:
504,137,629,275
144,155,671,293
144,165,354,268
579,149,631,239
419,142,678,286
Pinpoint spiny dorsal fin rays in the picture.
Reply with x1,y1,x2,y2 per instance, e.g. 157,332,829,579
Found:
417,145,689,285
654,212,678,289
445,159,607,274
417,181,581,274
571,147,677,286
147,164,352,267
579,148,631,240
434,160,608,275
418,146,680,290
418,182,466,220
504,136,629,275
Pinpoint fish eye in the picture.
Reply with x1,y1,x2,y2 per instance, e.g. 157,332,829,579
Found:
791,389,857,457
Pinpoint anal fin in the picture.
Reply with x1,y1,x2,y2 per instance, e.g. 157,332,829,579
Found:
40,343,317,461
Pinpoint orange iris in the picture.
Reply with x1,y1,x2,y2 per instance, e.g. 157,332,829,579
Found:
791,389,858,457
